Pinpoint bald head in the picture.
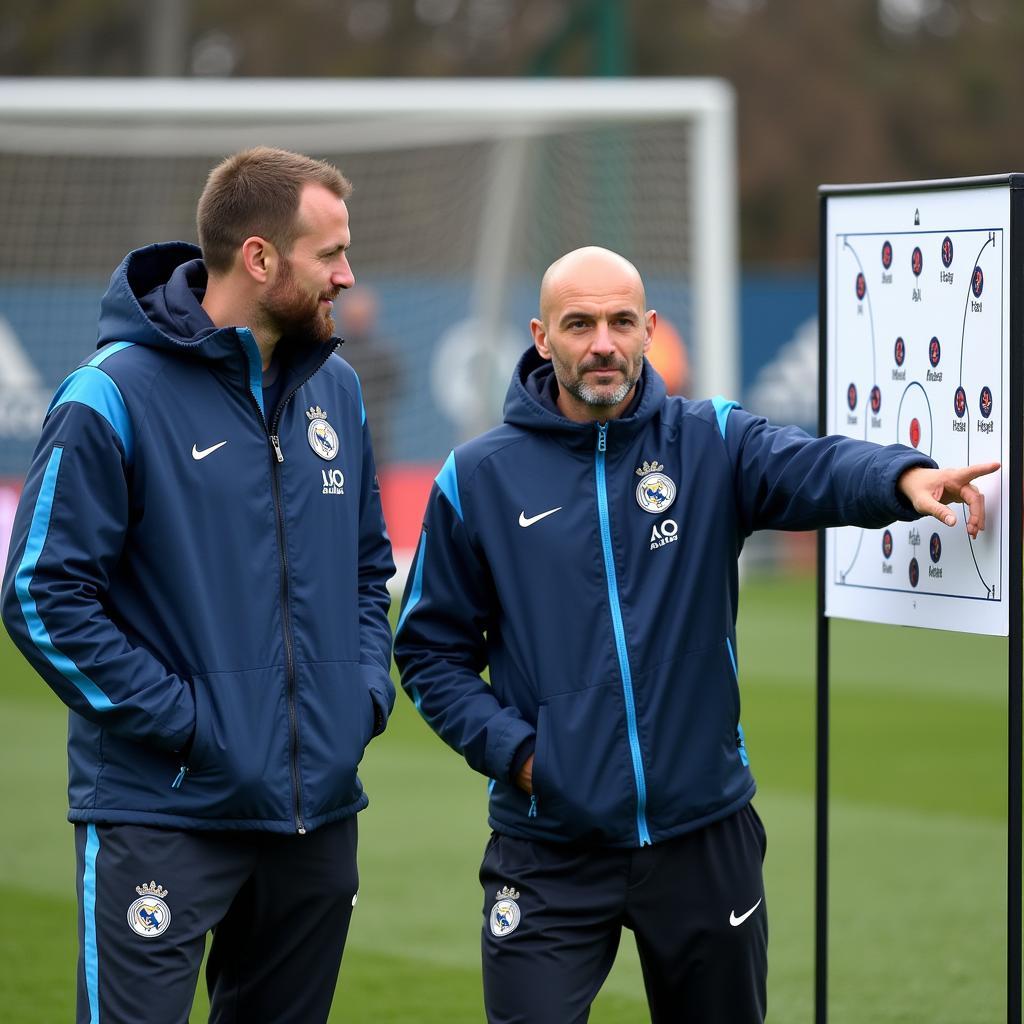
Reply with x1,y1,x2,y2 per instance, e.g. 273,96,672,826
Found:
530,246,656,423
538,247,646,325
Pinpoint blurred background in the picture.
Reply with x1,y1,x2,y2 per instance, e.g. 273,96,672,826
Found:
0,3,1018,1022
2,0,1023,571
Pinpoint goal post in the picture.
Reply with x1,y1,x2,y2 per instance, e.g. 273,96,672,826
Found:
0,76,738,562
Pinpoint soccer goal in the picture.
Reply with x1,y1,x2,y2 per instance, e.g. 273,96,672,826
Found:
0,77,737,561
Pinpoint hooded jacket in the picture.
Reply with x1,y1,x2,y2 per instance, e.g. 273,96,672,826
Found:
394,349,933,848
1,243,395,834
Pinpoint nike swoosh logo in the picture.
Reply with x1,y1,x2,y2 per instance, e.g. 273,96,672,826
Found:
192,441,228,461
519,507,562,528
729,898,762,927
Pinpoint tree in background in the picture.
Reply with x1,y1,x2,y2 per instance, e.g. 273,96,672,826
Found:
3,0,1022,263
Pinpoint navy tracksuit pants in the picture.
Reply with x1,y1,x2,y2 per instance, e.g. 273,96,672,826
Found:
73,815,359,1024
480,803,768,1023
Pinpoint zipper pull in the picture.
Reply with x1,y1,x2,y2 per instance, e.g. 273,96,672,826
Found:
171,765,188,789
597,423,608,452
528,794,538,818
270,435,285,463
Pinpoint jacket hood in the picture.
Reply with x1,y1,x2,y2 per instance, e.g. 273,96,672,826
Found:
97,242,240,360
95,242,340,371
502,345,667,442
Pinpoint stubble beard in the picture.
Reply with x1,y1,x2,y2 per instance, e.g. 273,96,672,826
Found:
556,354,643,410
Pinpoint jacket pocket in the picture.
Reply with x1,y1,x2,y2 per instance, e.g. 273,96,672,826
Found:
529,685,635,843
294,661,374,820
638,643,752,834
93,666,293,823
179,668,293,820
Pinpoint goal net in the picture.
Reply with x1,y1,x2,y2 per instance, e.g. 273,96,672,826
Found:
0,78,737,565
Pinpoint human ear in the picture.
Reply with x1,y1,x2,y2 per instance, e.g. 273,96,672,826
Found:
643,310,657,353
531,318,551,359
240,236,274,283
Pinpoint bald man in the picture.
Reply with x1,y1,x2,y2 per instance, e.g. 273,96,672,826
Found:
394,247,997,1023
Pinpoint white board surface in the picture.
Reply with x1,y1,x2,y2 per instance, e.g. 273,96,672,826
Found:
824,184,1009,636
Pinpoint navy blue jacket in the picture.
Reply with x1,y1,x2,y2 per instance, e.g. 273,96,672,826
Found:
394,349,933,848
1,243,395,833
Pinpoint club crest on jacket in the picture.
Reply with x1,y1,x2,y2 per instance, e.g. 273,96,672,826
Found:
306,405,339,460
635,460,676,514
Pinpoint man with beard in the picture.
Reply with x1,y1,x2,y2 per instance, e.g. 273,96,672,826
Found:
393,246,997,1023
1,147,395,1023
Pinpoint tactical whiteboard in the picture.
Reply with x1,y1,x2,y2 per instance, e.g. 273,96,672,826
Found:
821,178,1013,636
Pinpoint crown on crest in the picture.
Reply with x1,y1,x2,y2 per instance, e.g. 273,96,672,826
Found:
306,405,327,422
495,885,520,901
135,880,169,898
635,460,664,477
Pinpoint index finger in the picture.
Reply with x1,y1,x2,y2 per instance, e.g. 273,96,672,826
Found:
959,461,1001,482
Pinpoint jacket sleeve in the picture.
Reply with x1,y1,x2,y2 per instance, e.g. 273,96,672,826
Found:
356,412,397,735
1,380,195,752
718,401,936,535
393,453,535,784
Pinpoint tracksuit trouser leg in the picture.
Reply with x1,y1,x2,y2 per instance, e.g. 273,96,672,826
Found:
480,803,768,1024
74,815,358,1024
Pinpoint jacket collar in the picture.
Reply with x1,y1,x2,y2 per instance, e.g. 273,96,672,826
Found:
502,346,666,449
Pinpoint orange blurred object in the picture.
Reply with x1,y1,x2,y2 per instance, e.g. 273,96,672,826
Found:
647,317,690,396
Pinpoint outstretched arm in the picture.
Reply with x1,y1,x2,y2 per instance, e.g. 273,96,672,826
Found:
897,462,1000,538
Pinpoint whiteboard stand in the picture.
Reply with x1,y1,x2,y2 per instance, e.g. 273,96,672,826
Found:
815,174,1023,1024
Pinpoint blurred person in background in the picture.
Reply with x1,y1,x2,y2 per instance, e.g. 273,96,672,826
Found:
393,245,997,1023
645,315,690,396
1,147,395,1024
337,284,401,466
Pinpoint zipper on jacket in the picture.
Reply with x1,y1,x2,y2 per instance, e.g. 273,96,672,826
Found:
267,436,306,834
236,329,336,836
595,421,652,846
171,765,188,789
267,347,342,835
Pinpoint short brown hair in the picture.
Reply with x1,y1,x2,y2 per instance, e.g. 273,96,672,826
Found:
197,147,353,273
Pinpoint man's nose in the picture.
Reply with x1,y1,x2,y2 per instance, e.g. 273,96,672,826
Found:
590,323,614,354
333,257,355,290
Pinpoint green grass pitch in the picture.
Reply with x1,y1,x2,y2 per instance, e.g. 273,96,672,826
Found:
0,571,1009,1022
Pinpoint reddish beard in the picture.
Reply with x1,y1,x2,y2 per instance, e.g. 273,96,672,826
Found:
263,257,337,344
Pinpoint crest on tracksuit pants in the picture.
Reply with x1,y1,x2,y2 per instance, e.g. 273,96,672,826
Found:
489,885,521,937
127,880,172,937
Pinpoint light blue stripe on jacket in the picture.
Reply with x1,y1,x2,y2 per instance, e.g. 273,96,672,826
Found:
14,447,115,712
50,366,134,464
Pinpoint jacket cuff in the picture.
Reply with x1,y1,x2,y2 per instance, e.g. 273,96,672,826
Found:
490,714,536,783
159,679,199,754
886,452,938,520
361,662,395,737
508,737,536,784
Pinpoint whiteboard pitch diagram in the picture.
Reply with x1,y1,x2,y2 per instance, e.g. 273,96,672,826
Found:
823,183,1010,635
